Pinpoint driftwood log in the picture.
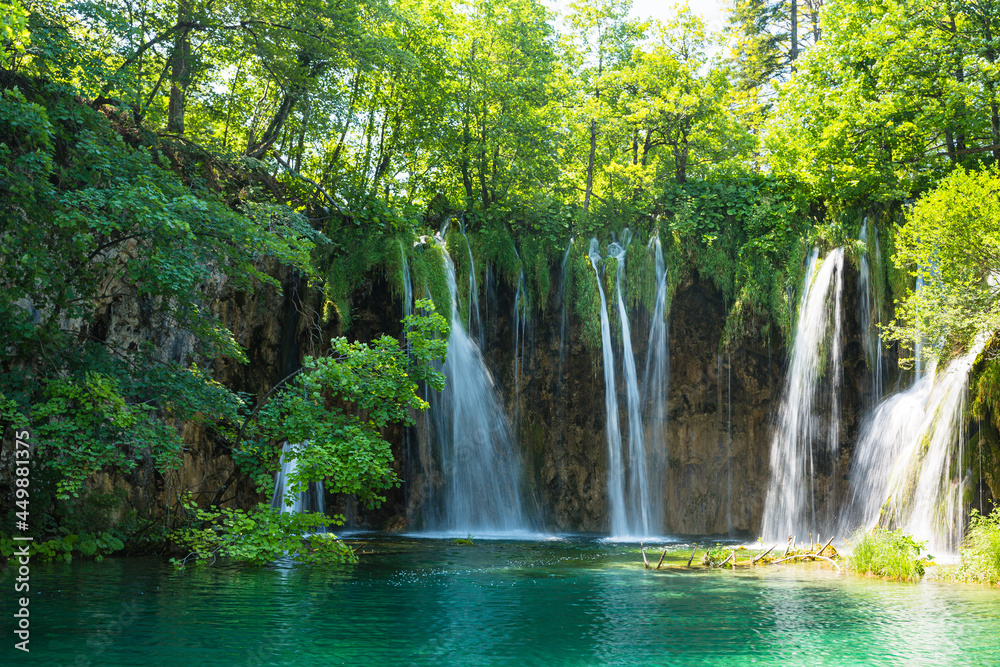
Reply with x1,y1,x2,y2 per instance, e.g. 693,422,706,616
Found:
752,544,777,564
817,536,835,557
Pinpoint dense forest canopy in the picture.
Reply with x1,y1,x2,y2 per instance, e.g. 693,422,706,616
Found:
2,0,1000,559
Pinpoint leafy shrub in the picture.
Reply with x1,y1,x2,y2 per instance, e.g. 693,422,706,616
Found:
169,502,356,567
848,528,927,582
1,531,125,562
955,506,1000,585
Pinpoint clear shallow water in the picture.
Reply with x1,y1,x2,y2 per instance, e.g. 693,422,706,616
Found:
3,536,1000,666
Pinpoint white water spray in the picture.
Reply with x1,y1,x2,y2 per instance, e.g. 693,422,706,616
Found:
761,247,845,541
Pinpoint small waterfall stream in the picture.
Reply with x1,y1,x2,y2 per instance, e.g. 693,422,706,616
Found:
857,220,884,401
423,244,529,534
609,237,653,537
761,247,845,542
841,340,986,551
641,235,669,534
271,442,326,531
589,238,627,534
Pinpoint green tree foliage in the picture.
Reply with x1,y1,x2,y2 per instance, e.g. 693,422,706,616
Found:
767,0,1000,204
251,299,448,507
0,79,314,501
168,502,357,567
955,505,1000,585
886,168,1000,362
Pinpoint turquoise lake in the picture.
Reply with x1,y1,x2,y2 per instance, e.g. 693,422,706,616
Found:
4,535,1000,666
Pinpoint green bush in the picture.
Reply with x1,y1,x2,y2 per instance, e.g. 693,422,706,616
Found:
848,528,927,582
955,506,1000,585
168,502,356,567
1,531,125,563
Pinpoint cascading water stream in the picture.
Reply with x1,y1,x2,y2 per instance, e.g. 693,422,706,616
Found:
271,442,326,532
857,220,884,401
423,246,529,534
761,247,845,542
609,238,653,537
400,240,414,321
641,235,669,534
589,238,627,534
513,270,529,429
841,339,986,551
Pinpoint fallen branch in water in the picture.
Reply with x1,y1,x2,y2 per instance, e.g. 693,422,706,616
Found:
752,544,776,564
655,548,668,570
641,541,650,568
817,536,835,557
686,547,698,567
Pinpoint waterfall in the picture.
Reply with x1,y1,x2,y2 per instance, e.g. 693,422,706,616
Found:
513,270,529,429
271,442,326,531
839,376,932,537
423,247,528,534
841,340,986,551
608,238,653,537
641,235,669,534
727,352,733,536
461,226,481,341
761,247,845,542
589,238,627,534
400,240,413,321
857,220,883,401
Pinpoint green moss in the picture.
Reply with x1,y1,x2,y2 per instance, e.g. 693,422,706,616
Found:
469,222,521,287
570,244,603,358
625,235,656,314
445,226,472,324
409,242,452,324
520,241,550,312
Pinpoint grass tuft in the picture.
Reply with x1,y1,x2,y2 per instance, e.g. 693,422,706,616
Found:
956,506,1000,585
847,528,927,582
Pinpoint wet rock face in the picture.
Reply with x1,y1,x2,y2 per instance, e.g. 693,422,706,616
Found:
440,263,876,537
112,252,875,536
496,271,782,535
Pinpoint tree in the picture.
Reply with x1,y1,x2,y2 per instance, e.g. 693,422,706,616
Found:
564,0,642,211
887,167,1000,362
765,0,1000,203
252,299,449,507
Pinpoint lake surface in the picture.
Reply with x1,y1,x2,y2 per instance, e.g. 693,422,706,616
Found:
4,535,1000,666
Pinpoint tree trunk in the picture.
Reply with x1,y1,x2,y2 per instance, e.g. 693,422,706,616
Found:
583,119,597,213
247,91,298,159
167,0,191,133
790,0,799,67
461,42,477,204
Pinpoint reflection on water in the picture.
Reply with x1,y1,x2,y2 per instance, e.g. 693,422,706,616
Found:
3,536,1000,666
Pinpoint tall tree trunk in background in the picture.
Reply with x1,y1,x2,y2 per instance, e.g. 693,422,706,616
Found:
461,41,476,204
808,0,822,42
950,15,967,158
986,37,1000,161
583,120,596,212
167,0,191,133
790,0,799,68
